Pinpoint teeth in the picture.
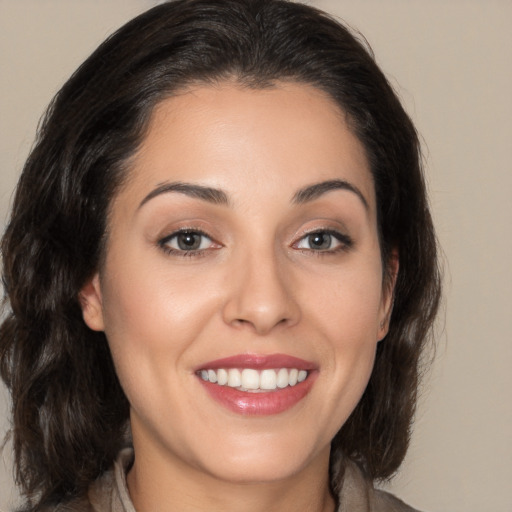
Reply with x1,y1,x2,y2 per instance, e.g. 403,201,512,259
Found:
227,368,241,387
199,368,309,391
217,368,228,385
241,369,259,390
260,369,276,390
276,368,289,388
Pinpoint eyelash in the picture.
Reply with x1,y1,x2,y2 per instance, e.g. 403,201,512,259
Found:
157,228,353,258
293,229,354,255
158,229,218,258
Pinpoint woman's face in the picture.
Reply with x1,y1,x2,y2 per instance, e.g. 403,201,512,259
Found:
81,81,394,486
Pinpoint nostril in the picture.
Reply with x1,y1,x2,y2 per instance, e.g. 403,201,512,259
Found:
221,267,301,334
231,318,257,330
230,315,292,335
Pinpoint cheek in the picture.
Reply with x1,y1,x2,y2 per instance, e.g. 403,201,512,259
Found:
303,258,384,421
309,257,384,341
99,260,224,386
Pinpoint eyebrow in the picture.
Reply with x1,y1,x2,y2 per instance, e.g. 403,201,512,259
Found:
139,181,230,208
292,179,369,210
138,178,368,211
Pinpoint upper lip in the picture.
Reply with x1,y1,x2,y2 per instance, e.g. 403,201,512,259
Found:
195,353,317,371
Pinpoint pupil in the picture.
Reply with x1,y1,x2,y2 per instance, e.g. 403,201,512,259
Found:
178,233,200,250
309,233,330,250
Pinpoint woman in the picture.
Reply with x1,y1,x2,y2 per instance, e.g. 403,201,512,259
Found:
0,0,441,511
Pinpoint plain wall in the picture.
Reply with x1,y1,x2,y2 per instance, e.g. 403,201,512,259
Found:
1,1,511,511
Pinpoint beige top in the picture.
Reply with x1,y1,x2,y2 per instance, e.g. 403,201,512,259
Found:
53,449,420,512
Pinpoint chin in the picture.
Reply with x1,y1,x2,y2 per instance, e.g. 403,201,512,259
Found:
201,456,311,484
190,432,330,485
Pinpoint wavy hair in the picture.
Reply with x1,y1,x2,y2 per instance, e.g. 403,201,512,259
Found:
0,0,441,508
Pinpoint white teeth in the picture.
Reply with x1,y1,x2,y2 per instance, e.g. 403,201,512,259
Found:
217,368,228,385
260,369,277,390
276,368,289,388
241,369,259,390
199,368,309,390
227,368,241,387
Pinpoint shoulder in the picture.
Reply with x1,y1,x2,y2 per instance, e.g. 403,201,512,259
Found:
372,489,422,512
336,458,422,512
37,498,94,512
36,483,110,512
39,449,135,512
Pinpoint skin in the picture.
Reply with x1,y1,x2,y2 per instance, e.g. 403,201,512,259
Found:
81,81,396,512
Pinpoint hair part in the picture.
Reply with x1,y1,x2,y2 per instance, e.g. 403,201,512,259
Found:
0,0,441,508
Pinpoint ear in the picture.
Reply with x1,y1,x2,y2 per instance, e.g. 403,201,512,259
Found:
378,249,399,341
78,273,105,331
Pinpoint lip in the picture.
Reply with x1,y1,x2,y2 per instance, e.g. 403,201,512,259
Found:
195,353,317,371
195,353,317,416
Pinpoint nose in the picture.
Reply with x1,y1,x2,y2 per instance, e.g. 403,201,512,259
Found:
222,250,301,336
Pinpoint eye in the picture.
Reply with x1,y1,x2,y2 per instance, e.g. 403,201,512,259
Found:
294,230,352,252
159,230,217,254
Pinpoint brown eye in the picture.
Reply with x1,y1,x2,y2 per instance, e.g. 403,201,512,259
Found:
160,230,215,253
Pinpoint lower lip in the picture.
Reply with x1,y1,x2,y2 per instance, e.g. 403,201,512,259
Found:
198,373,316,415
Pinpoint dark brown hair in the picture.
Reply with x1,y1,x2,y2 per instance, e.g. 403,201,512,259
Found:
0,0,441,509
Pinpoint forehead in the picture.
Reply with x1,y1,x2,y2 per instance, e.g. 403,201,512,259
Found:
119,81,375,213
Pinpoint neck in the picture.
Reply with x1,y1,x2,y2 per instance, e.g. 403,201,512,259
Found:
127,437,336,512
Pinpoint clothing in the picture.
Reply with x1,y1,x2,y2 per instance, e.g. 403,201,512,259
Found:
52,448,420,512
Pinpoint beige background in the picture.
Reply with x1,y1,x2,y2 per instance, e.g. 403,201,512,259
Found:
1,1,511,511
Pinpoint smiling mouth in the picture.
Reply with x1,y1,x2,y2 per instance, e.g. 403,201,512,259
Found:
198,368,308,392
195,354,316,414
